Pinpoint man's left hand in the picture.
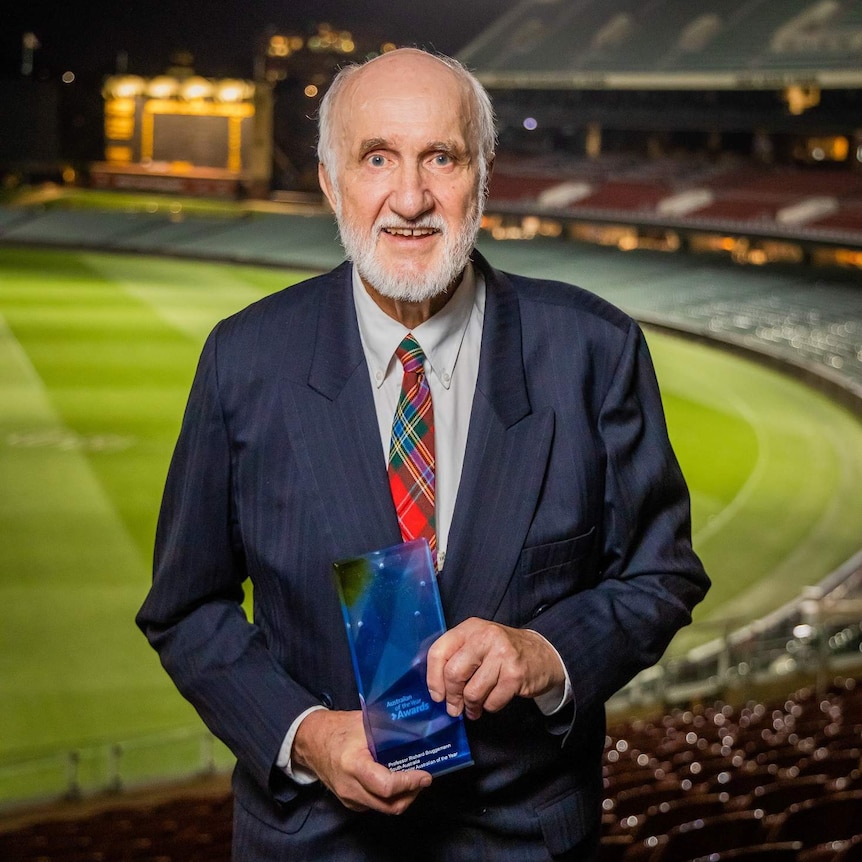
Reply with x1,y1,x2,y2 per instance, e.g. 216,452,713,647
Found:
426,618,565,720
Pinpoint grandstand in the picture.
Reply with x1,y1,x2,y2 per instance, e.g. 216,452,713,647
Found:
1,679,860,859
487,155,862,250
460,0,862,82
5,197,860,397
460,0,862,265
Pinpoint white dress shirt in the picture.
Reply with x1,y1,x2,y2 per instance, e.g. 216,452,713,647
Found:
278,262,570,782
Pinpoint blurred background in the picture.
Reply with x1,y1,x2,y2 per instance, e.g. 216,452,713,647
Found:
2,1,862,859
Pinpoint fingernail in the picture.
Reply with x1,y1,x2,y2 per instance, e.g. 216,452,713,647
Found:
428,689,442,702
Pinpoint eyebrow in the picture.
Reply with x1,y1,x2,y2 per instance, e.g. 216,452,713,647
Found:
357,138,469,158
358,138,389,155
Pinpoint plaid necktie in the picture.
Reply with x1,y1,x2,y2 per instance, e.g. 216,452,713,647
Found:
388,334,436,562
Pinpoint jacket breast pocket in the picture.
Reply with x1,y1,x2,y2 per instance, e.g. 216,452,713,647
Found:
515,529,596,622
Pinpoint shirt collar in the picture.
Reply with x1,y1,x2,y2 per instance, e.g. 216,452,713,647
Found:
352,263,478,391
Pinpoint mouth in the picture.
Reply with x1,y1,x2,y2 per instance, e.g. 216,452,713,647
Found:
381,226,440,238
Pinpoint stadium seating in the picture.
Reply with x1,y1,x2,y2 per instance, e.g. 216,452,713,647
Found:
487,155,862,249
1,679,860,861
0,793,233,862
460,0,861,76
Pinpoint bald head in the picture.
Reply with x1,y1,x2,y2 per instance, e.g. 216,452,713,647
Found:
317,48,496,196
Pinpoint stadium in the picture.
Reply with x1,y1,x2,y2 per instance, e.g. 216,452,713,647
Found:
1,0,862,859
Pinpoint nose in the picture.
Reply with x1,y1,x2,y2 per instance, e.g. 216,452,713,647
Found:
389,162,432,221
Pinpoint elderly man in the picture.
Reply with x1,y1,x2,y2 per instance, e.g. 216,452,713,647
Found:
138,48,708,860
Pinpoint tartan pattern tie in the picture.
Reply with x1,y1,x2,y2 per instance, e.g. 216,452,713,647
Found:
388,334,436,561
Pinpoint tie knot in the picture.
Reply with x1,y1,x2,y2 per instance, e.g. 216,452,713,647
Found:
395,334,425,375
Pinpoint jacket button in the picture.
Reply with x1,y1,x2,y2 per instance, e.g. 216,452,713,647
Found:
320,691,334,709
532,604,549,618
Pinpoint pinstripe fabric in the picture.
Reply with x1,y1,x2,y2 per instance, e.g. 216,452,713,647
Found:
388,334,436,561
139,253,708,860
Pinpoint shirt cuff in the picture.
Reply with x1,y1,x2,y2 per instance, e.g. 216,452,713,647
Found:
528,630,573,715
276,705,328,785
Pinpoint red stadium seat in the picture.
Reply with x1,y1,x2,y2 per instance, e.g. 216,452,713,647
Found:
689,842,803,862
767,790,862,847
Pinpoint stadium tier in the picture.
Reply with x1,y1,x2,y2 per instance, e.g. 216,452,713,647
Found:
1,680,860,861
486,156,862,247
459,0,862,83
2,202,861,399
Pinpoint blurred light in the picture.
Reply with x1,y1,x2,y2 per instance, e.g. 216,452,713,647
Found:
147,76,179,99
180,76,213,101
304,84,319,98
793,624,814,639
108,75,146,99
523,117,538,131
268,35,289,57
216,79,250,102
784,84,820,116
381,42,397,53
617,233,638,251
801,136,849,162
61,71,75,84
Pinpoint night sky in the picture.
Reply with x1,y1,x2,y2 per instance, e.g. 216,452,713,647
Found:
2,0,519,83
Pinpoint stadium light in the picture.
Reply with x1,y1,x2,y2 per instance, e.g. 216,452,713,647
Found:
106,75,146,99
180,76,214,101
147,76,179,99
216,80,252,103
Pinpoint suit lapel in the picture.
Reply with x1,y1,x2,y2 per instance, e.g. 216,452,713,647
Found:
285,264,401,560
440,257,555,625
281,257,554,605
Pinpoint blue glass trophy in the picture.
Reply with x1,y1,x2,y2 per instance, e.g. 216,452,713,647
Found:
332,538,473,776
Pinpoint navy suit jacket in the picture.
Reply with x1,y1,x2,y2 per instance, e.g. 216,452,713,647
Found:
137,252,708,859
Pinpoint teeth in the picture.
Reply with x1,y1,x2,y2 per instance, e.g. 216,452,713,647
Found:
384,227,437,236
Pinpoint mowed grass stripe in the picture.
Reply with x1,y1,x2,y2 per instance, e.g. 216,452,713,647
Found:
0,309,187,758
0,248,316,772
650,334,862,650
79,252,317,344
0,250,205,764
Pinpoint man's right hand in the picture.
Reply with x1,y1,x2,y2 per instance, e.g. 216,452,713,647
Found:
291,709,432,814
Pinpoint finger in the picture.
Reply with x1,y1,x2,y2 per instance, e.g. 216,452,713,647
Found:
357,759,432,799
350,764,432,815
439,645,485,717
426,628,466,703
461,659,503,719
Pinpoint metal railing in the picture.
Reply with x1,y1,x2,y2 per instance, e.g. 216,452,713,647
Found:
0,726,235,810
610,549,862,713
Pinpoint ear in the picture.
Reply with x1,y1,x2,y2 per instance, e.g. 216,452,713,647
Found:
318,163,338,211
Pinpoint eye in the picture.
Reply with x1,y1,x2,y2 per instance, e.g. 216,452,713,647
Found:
432,152,453,167
367,153,386,167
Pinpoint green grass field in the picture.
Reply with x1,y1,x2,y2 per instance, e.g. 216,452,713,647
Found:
2,245,862,800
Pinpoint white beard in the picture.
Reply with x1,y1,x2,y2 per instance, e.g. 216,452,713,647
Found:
335,205,483,303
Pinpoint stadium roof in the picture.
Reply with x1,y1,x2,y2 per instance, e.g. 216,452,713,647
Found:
458,0,862,90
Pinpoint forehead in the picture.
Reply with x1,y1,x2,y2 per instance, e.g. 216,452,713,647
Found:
334,55,474,155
